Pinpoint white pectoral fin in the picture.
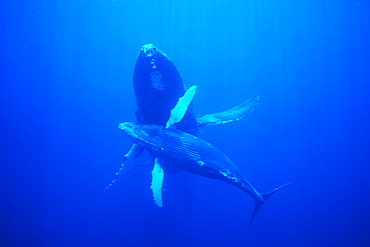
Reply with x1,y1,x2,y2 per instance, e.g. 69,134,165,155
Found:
196,94,260,126
105,144,144,192
166,85,198,128
150,158,165,207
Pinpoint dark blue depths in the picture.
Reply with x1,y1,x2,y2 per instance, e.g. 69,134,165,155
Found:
0,1,369,246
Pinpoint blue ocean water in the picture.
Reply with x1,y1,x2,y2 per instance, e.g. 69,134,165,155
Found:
1,1,369,246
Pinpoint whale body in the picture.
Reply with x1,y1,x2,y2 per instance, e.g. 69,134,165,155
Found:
119,122,290,224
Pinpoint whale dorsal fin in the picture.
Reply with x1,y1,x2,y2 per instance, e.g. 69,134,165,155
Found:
150,158,165,207
166,85,197,129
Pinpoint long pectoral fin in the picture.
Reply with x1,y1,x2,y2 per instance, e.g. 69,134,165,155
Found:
105,144,145,191
196,94,260,126
166,85,198,129
150,158,165,207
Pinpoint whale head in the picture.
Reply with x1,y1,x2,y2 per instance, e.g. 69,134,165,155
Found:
141,43,157,58
139,43,170,60
118,122,163,147
118,122,145,140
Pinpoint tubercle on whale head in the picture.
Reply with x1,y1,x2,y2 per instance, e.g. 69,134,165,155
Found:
118,122,135,131
141,44,157,58
139,44,170,61
118,122,135,136
118,122,160,146
118,122,141,140
118,122,141,139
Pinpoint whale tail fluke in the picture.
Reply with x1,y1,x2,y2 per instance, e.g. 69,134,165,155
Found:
249,182,291,225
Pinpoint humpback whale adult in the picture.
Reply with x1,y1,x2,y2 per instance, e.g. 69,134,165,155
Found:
133,44,260,134
133,43,198,134
118,121,290,224
106,44,260,191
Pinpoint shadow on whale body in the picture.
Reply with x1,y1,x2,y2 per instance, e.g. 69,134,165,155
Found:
119,122,290,224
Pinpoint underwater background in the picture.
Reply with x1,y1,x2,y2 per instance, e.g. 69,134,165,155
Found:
1,1,369,246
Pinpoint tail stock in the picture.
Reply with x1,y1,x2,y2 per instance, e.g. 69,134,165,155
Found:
249,182,291,225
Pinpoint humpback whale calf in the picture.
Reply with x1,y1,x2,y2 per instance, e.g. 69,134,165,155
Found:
106,44,260,190
118,120,289,224
116,85,289,224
